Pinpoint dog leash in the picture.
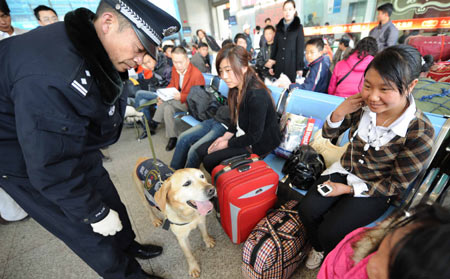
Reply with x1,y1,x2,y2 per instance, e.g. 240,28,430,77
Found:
138,99,190,230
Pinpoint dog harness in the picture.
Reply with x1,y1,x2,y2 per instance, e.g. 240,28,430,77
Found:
136,159,191,230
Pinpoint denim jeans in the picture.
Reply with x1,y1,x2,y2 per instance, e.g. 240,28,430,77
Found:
170,118,227,170
134,90,157,122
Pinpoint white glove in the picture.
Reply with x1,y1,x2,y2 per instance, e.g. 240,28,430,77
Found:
90,209,123,236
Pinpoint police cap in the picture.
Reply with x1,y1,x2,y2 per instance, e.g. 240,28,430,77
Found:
103,0,180,60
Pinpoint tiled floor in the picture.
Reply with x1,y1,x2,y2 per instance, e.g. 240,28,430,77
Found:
0,123,319,279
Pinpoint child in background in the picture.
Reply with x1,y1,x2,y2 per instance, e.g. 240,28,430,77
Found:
289,38,331,93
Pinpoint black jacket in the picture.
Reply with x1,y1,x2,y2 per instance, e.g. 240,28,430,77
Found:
228,87,281,156
270,16,305,83
0,9,126,224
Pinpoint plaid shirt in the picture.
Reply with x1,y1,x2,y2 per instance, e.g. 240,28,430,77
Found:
322,109,434,198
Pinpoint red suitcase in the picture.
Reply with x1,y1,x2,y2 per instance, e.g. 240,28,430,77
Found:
212,154,279,244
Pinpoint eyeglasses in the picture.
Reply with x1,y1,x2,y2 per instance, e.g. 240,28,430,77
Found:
41,16,58,24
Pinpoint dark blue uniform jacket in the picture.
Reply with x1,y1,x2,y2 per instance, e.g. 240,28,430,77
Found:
0,22,127,224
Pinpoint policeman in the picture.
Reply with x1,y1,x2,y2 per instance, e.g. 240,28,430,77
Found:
0,1,180,278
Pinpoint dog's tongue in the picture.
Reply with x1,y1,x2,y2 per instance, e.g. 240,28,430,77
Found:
195,200,213,216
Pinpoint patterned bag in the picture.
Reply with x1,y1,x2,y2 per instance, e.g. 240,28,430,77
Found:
242,200,310,279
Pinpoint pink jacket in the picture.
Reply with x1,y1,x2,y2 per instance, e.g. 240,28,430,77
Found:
328,52,374,98
318,227,375,279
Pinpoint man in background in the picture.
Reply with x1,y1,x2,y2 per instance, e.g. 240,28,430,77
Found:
330,36,352,71
34,5,58,26
153,46,205,151
191,42,211,73
0,0,26,40
369,3,398,51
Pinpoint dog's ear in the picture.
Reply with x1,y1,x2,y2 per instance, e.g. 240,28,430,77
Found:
155,178,171,212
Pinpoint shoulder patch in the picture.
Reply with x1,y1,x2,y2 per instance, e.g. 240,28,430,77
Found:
70,66,93,97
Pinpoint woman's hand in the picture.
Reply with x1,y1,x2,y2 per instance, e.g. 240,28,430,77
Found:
222,132,234,140
330,93,364,122
321,180,352,197
296,70,303,77
207,139,228,154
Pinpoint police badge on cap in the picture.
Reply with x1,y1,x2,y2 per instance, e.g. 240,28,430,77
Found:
103,0,181,60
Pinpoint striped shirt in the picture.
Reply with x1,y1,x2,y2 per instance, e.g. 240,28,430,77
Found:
322,108,434,198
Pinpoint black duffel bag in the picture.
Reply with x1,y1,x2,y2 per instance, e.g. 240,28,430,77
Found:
282,145,325,190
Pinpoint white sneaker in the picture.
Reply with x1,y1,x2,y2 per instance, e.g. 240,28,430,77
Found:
305,248,324,269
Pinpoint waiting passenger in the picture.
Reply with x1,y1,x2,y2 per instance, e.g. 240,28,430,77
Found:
318,204,450,279
328,37,378,98
369,3,399,52
299,45,435,269
153,46,205,151
265,0,305,83
233,33,248,51
196,44,282,173
190,42,211,73
289,38,331,93
330,36,352,71
0,0,27,40
255,25,276,80
33,5,58,26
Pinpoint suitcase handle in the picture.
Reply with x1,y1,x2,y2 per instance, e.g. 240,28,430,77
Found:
230,158,256,169
221,154,249,166
213,157,260,184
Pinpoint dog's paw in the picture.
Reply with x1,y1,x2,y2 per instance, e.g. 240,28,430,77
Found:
152,218,163,227
203,235,215,248
189,264,201,278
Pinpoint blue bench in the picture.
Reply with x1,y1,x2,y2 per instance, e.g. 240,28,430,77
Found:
262,88,450,225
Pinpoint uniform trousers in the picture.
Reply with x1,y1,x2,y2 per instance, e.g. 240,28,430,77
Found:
153,99,187,138
298,173,390,255
0,161,147,279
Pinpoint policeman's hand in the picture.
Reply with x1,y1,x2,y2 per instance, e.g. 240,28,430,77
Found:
173,92,181,101
269,68,274,76
91,209,123,236
331,93,364,122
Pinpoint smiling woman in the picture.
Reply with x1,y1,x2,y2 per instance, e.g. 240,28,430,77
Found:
298,45,436,270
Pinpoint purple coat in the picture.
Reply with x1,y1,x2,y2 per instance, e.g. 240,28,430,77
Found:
328,52,374,98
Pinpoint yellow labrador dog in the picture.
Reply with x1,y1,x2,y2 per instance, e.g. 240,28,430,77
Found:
132,157,216,278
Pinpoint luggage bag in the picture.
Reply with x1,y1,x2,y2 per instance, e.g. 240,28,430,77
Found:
242,200,310,279
212,154,279,244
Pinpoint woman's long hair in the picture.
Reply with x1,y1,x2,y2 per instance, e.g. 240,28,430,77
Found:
215,44,271,124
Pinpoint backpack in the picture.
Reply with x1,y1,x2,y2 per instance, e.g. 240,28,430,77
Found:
282,145,325,190
186,86,219,121
242,200,310,279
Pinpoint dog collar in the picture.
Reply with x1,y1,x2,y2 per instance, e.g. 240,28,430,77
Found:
162,218,191,230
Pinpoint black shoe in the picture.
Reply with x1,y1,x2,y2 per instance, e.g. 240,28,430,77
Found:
165,137,177,151
143,271,164,279
139,131,148,140
126,243,163,260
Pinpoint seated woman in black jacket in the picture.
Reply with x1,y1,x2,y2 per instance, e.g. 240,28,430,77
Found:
196,44,282,173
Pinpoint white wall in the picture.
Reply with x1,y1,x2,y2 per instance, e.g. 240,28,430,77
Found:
180,0,214,36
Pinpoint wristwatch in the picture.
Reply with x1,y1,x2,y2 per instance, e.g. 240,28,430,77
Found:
349,186,354,195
